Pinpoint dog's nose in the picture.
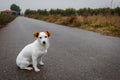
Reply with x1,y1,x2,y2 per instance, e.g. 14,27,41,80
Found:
43,41,46,44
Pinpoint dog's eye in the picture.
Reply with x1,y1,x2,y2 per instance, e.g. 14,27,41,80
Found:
45,36,47,38
40,37,42,39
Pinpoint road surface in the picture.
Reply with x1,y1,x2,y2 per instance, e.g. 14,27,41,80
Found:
0,17,120,80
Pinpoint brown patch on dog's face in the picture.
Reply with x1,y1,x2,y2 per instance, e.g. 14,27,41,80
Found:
45,31,51,37
33,32,39,38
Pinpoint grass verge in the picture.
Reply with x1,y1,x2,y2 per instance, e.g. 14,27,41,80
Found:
26,14,120,37
0,14,16,28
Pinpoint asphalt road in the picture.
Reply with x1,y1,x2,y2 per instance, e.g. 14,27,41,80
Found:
0,17,120,80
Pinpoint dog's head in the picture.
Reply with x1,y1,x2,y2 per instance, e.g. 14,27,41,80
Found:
33,31,51,45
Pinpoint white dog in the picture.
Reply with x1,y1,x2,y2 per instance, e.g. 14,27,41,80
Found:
16,31,50,72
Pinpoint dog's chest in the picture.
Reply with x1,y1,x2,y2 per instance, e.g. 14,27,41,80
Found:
35,47,47,55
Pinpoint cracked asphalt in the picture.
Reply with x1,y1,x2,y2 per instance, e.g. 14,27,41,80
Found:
0,17,120,80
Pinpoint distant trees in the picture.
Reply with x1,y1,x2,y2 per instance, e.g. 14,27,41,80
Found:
37,9,49,16
10,4,21,12
25,7,120,16
10,4,21,15
49,9,65,15
65,8,76,16
25,9,36,15
114,7,120,15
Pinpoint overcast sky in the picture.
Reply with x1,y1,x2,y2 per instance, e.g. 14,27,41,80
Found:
0,0,120,12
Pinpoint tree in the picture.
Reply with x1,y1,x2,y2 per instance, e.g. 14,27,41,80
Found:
25,9,31,15
114,7,120,16
65,8,76,16
10,4,21,12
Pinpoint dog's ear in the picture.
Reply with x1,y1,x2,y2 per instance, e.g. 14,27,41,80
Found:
45,31,51,37
33,32,39,38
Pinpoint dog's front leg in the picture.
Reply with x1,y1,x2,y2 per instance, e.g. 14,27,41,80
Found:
39,56,44,66
32,56,40,72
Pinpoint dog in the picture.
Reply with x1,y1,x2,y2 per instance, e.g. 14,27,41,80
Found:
16,31,50,72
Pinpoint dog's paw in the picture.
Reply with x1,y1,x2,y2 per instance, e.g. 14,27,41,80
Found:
21,67,33,70
40,62,44,66
35,68,40,72
27,67,33,70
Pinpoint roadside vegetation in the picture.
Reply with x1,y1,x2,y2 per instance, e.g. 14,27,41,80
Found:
0,4,21,28
0,13,16,28
25,7,120,37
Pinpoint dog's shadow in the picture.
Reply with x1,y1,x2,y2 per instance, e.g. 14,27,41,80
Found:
16,65,47,80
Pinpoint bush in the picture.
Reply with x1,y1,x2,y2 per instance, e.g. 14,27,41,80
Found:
0,13,16,27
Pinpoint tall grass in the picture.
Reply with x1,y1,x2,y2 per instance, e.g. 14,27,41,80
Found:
80,15,120,36
0,13,16,28
26,14,120,37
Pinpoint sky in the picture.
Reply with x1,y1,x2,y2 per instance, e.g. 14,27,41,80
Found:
0,0,120,13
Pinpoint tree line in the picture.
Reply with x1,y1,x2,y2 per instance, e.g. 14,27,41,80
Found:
25,7,120,16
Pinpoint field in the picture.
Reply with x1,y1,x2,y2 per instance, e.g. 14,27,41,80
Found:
26,14,120,37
